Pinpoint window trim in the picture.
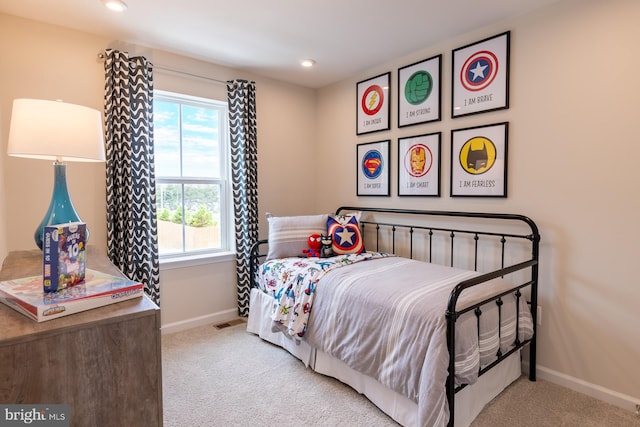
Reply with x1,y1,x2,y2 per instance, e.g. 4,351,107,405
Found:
159,251,236,270
154,90,234,262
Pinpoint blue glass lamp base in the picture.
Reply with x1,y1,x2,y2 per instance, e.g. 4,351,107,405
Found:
35,162,89,250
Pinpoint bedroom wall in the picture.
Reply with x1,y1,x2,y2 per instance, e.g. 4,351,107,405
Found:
315,0,639,411
0,83,7,259
0,13,318,330
1,0,638,413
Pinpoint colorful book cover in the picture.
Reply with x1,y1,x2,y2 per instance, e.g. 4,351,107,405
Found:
0,269,144,322
43,222,87,292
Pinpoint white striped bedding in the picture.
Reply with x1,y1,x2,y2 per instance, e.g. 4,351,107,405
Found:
258,255,533,427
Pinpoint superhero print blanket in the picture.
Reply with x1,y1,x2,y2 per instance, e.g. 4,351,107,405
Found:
256,252,390,337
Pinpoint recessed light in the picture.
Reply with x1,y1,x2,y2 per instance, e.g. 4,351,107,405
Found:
301,59,316,68
102,0,127,12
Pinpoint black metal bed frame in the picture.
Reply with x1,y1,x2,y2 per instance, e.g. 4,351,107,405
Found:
249,206,540,427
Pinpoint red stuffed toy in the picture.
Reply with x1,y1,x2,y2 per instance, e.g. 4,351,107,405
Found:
302,233,322,257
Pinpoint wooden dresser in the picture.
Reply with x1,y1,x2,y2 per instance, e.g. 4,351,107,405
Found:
0,248,163,427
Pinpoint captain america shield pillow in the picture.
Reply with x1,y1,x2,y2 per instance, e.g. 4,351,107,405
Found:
327,213,365,255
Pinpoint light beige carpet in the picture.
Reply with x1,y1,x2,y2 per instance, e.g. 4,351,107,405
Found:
162,321,639,426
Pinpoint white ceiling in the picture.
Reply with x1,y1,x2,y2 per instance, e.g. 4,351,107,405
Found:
0,0,561,88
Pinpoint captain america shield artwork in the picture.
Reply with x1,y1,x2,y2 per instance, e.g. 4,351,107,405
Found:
452,32,510,117
460,50,498,92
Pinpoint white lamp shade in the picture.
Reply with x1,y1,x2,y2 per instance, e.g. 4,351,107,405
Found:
7,99,106,162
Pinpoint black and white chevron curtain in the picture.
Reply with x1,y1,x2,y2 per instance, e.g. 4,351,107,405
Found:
227,80,258,316
103,49,161,305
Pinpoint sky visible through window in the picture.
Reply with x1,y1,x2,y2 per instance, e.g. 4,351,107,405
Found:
154,100,221,178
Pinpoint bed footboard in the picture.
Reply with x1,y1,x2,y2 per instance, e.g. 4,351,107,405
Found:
445,258,538,427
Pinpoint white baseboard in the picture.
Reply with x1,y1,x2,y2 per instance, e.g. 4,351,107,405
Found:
528,363,640,415
160,308,240,335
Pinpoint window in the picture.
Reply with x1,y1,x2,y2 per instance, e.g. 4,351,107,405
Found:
153,91,232,259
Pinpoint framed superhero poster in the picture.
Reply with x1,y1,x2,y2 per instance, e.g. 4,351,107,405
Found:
356,72,390,135
451,31,510,118
450,122,508,197
357,140,390,196
398,132,441,197
398,55,441,127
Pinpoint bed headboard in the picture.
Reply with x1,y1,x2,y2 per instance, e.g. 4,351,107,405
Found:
335,206,539,272
250,206,539,291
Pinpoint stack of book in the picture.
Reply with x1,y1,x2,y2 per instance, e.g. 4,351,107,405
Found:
0,222,143,322
0,269,144,322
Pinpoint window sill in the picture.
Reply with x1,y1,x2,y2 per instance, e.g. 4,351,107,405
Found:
159,251,236,270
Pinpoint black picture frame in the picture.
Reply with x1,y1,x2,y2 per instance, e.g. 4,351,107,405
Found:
398,55,442,127
450,122,508,197
451,31,510,118
357,140,390,196
397,132,441,197
356,72,391,135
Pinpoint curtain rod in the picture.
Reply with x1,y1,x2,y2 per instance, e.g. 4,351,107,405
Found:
97,51,228,85
153,65,228,85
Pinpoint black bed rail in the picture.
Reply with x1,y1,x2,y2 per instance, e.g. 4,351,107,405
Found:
445,260,538,384
337,206,538,270
337,206,540,427
336,206,539,236
359,220,530,270
444,258,538,423
249,238,268,289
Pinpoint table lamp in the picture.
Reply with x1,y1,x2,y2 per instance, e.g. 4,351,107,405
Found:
7,99,106,249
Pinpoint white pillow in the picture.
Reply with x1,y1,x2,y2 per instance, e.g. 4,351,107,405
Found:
266,213,328,260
